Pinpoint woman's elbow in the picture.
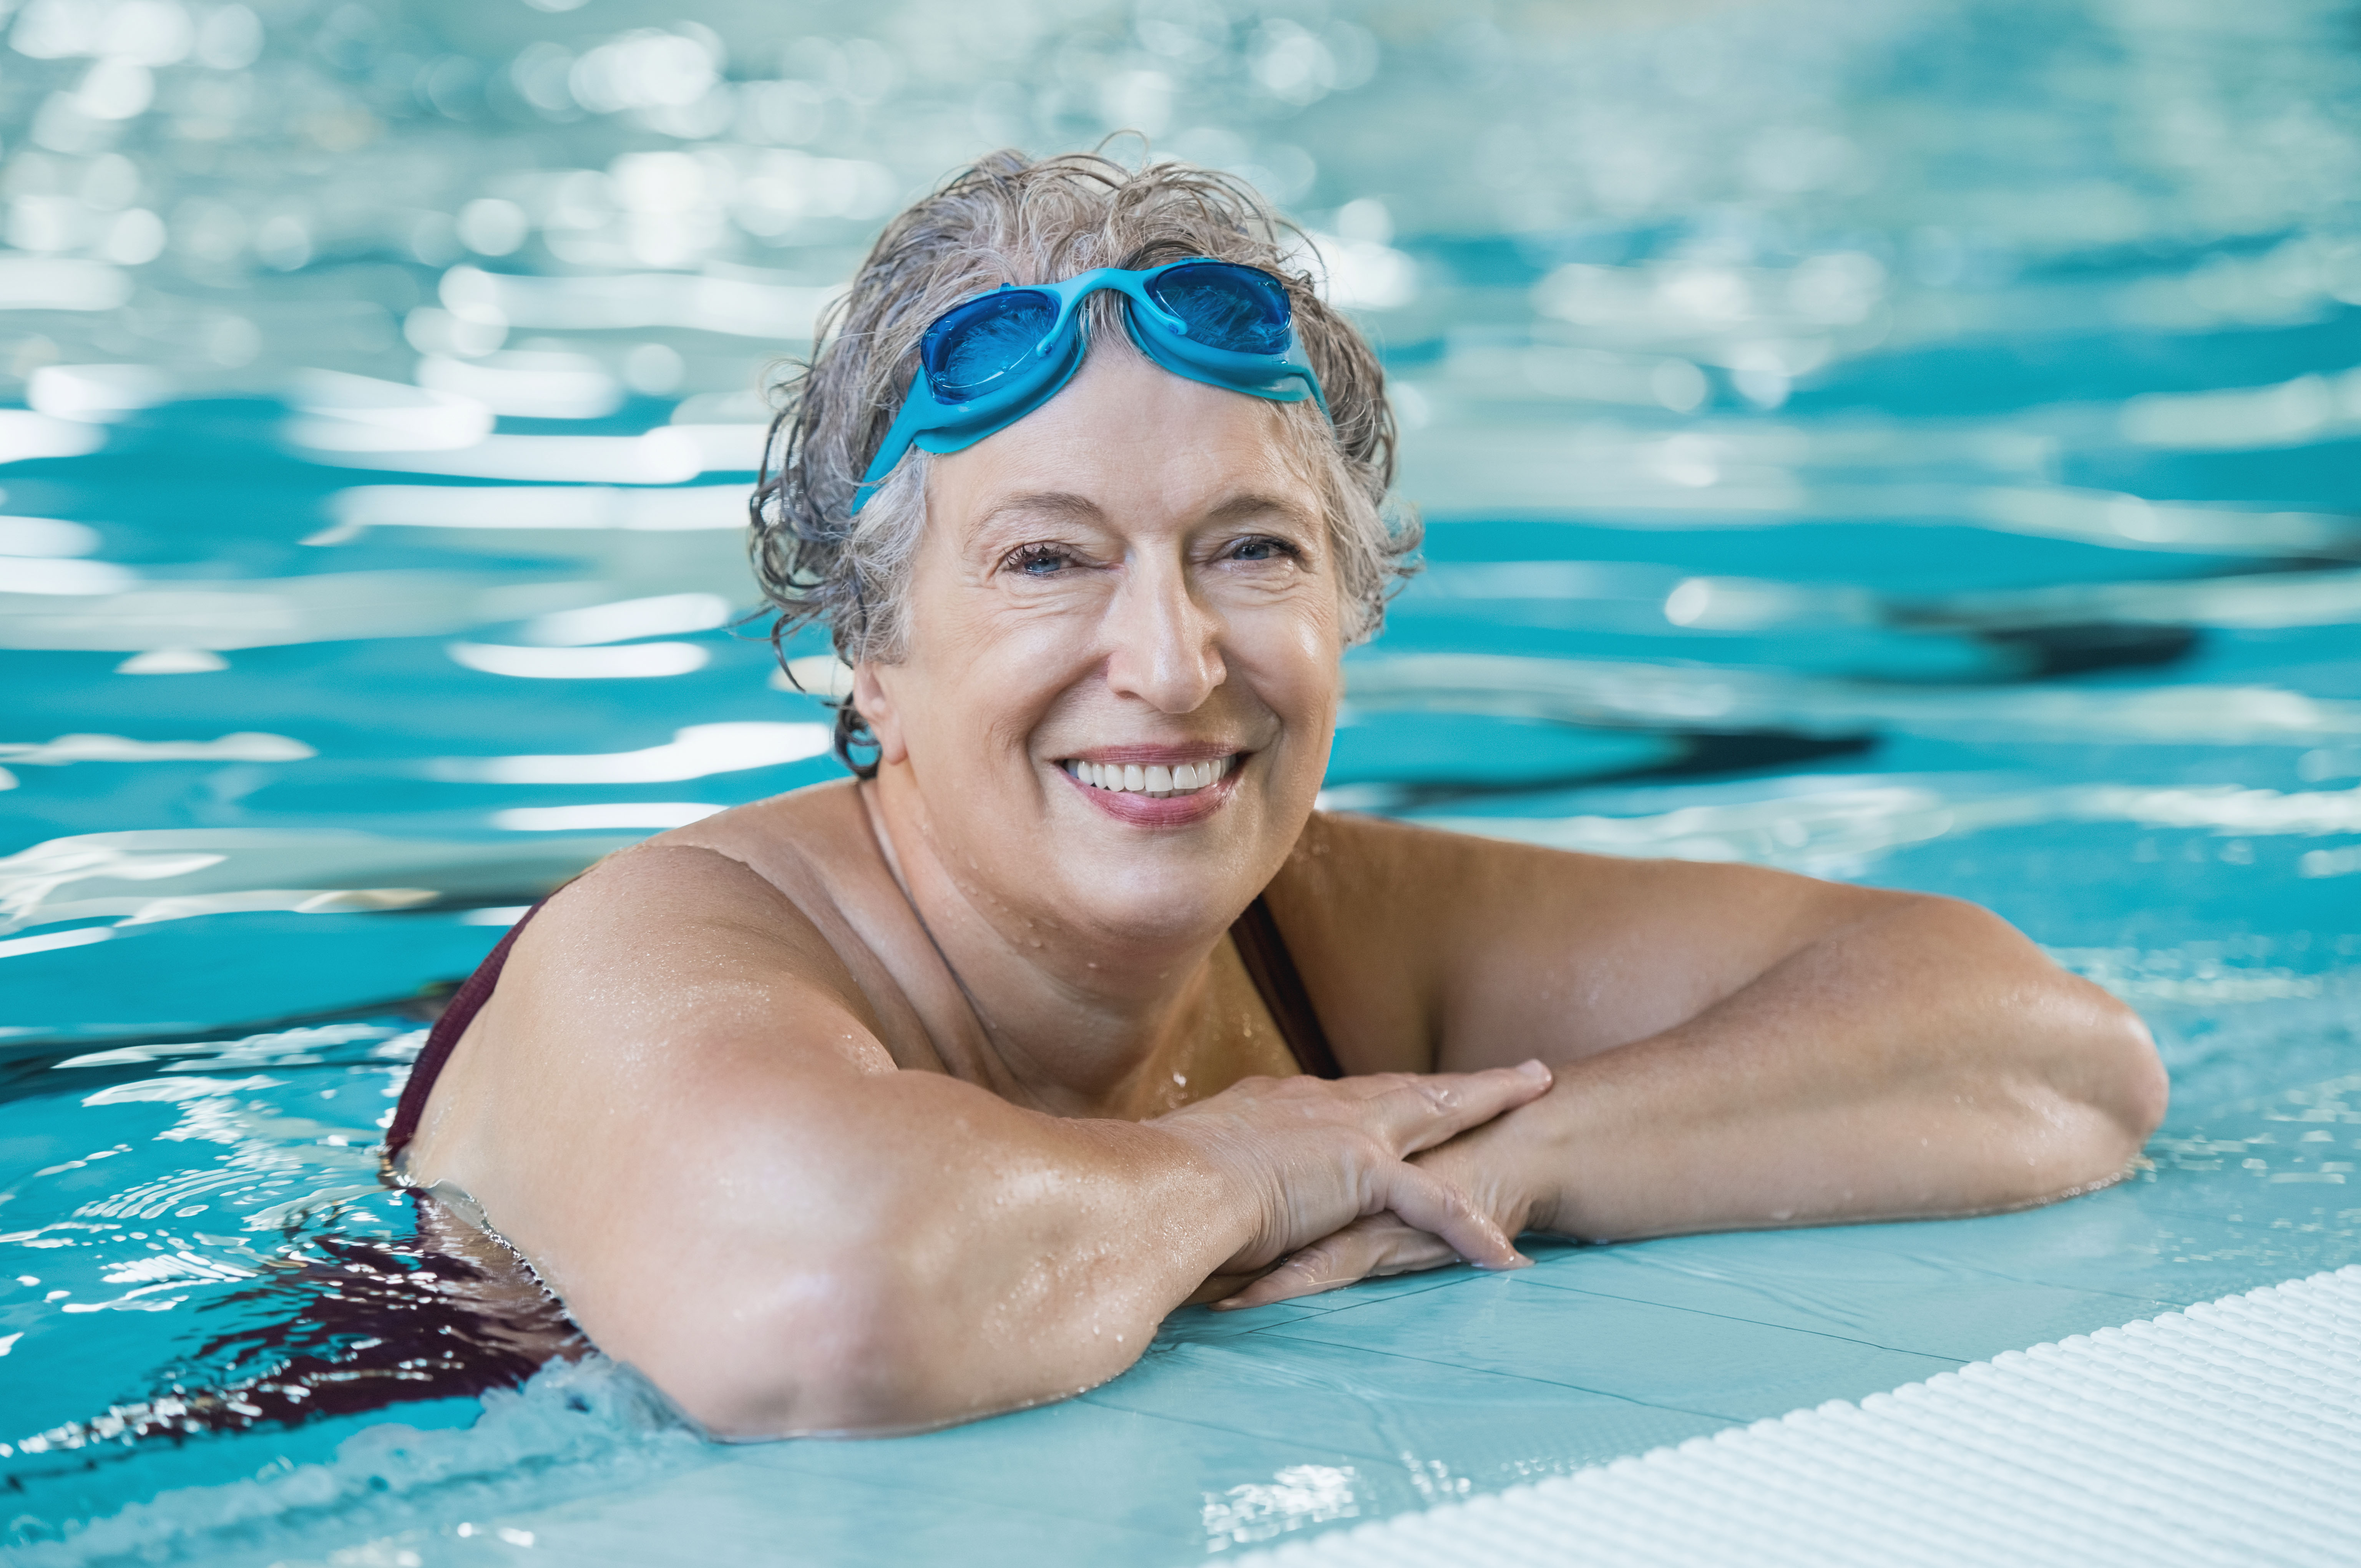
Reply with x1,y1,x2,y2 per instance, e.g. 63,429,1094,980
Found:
2037,987,2167,1189
2107,1008,2169,1149
599,1258,960,1440
2080,990,2168,1148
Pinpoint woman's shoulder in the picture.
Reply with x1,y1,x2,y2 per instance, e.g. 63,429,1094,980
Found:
501,778,893,1017
1261,807,1778,1004
449,784,910,1100
1269,808,1501,905
651,776,874,897
530,777,877,934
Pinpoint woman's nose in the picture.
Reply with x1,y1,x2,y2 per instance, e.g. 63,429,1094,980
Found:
1102,558,1225,713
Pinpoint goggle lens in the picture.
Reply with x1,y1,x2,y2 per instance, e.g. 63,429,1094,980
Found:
859,260,1323,513
923,289,1059,401
920,263,1297,406
1145,262,1293,355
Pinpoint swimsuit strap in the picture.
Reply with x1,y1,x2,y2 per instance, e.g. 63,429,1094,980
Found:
384,885,1345,1159
1229,895,1344,1080
383,899,545,1161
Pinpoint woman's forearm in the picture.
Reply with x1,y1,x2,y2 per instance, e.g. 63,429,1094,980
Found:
861,1111,1257,1418
622,1060,1547,1435
1470,895,2165,1242
561,1072,1257,1438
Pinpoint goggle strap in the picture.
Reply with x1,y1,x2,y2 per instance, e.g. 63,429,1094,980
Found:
852,371,950,512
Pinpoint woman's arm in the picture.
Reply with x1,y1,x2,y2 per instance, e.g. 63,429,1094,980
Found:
1489,889,2162,1238
405,844,1549,1436
1227,817,2166,1304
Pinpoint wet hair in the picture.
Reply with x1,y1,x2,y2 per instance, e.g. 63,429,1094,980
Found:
748,147,1419,774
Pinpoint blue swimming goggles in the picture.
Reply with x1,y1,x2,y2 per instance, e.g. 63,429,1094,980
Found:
853,258,1329,513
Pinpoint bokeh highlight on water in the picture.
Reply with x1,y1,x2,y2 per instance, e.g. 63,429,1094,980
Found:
4,0,2361,1560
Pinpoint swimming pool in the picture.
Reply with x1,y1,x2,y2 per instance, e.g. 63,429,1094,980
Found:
6,0,2361,1560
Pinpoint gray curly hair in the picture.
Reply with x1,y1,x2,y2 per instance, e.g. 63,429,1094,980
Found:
749,148,1419,773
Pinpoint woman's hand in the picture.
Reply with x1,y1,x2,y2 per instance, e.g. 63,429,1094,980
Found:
1209,1107,1552,1310
1150,1062,1553,1293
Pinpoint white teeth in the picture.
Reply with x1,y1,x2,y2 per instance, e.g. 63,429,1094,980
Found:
1067,754,1235,796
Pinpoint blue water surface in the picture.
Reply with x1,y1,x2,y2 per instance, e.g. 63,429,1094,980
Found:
5,0,2361,1560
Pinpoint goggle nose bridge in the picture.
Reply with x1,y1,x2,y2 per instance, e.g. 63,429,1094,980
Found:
1056,276,1193,341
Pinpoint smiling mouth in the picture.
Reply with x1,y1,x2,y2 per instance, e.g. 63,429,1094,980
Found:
1060,754,1237,800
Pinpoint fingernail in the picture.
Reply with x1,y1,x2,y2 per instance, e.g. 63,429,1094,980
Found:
1520,1059,1551,1080
1211,1297,1244,1311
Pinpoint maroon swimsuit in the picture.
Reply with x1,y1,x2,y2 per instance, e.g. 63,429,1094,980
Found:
385,893,1340,1159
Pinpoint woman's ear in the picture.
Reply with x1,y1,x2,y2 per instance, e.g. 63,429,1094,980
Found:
852,663,909,766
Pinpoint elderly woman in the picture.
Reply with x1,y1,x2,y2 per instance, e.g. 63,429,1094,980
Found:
389,152,2166,1438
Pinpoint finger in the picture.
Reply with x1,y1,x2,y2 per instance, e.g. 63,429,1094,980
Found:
1376,1060,1554,1157
1214,1234,1372,1310
1373,1161,1530,1271
1188,1269,1277,1307
1217,1218,1455,1310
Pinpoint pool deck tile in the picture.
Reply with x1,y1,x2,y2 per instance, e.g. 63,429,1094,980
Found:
1532,1228,2178,1362
1810,1178,2361,1307
486,1447,1183,1568
482,1288,1743,1566
1089,1328,1731,1485
1259,1270,1962,1423
724,1389,1390,1550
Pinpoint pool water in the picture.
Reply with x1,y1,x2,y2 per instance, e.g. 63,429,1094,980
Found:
7,0,2361,1560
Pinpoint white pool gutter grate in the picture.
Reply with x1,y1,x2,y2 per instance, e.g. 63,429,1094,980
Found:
1245,1266,2361,1566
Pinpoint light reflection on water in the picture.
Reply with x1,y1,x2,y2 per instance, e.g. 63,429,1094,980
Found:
4,0,2361,1560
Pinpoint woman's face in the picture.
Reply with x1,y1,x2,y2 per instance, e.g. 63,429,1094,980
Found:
857,344,1343,950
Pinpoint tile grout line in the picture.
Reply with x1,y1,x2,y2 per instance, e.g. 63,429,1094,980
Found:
1514,1273,2007,1363
1248,1328,1743,1425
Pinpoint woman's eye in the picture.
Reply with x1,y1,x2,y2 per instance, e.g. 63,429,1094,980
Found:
1229,535,1300,563
1005,545,1076,576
